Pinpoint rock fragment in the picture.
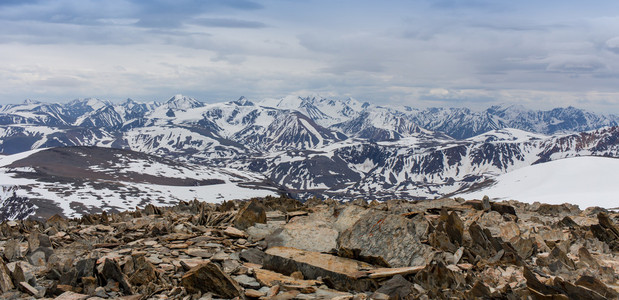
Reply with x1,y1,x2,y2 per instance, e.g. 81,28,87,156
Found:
100,258,132,293
371,275,414,299
0,258,14,293
180,262,244,298
234,199,267,230
591,212,619,250
4,239,22,261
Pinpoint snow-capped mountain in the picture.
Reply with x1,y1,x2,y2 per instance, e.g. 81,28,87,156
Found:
1,94,619,212
165,94,204,110
0,147,279,220
1,94,617,155
233,126,619,200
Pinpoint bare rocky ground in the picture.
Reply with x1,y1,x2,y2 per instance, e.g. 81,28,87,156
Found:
0,196,618,299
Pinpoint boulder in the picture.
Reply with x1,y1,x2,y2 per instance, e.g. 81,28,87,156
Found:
180,262,244,298
240,248,266,265
463,200,517,216
337,211,432,267
445,211,464,246
535,203,576,217
75,258,97,280
223,226,248,238
263,246,377,291
234,199,267,230
10,262,26,286
27,233,51,253
413,260,466,298
26,247,53,267
577,247,600,268
0,258,14,293
126,255,158,286
246,223,281,242
332,205,371,233
371,275,414,299
265,218,338,253
4,239,22,261
574,275,619,299
550,276,607,300
47,214,69,231
591,212,619,251
234,274,261,289
100,259,132,293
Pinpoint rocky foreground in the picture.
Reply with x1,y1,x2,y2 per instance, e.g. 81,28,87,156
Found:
0,196,618,300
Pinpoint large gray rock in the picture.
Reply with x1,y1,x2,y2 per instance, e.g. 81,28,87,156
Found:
332,205,371,233
3,239,22,262
266,218,338,253
263,205,372,253
246,223,281,242
337,210,432,267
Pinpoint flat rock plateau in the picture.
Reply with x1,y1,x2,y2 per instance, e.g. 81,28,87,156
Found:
0,196,617,299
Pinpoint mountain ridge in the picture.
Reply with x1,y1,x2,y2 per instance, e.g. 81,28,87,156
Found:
1,95,619,205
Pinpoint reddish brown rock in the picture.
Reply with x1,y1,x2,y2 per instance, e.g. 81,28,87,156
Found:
0,258,14,293
234,199,267,230
180,262,244,298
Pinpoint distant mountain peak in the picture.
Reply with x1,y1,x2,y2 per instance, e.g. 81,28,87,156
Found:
22,99,41,105
233,96,254,106
67,98,111,111
166,94,203,110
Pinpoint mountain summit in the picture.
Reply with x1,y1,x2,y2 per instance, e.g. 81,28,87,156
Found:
166,94,204,110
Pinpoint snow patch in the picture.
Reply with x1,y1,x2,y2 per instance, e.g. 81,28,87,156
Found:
459,156,619,209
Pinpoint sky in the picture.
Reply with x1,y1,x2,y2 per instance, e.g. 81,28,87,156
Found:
2,0,619,113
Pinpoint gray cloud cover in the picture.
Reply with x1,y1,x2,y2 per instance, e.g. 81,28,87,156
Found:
1,0,619,113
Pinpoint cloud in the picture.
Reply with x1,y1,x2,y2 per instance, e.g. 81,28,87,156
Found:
429,0,501,11
3,0,619,114
190,17,266,28
0,0,263,28
605,37,619,54
0,0,138,25
545,55,607,73
321,60,385,75
133,0,263,29
35,76,84,87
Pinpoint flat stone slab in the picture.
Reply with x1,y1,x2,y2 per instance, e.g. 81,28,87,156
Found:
263,247,377,291
253,267,322,287
364,266,425,279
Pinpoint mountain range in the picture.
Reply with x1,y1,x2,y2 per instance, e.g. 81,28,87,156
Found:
1,94,619,218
